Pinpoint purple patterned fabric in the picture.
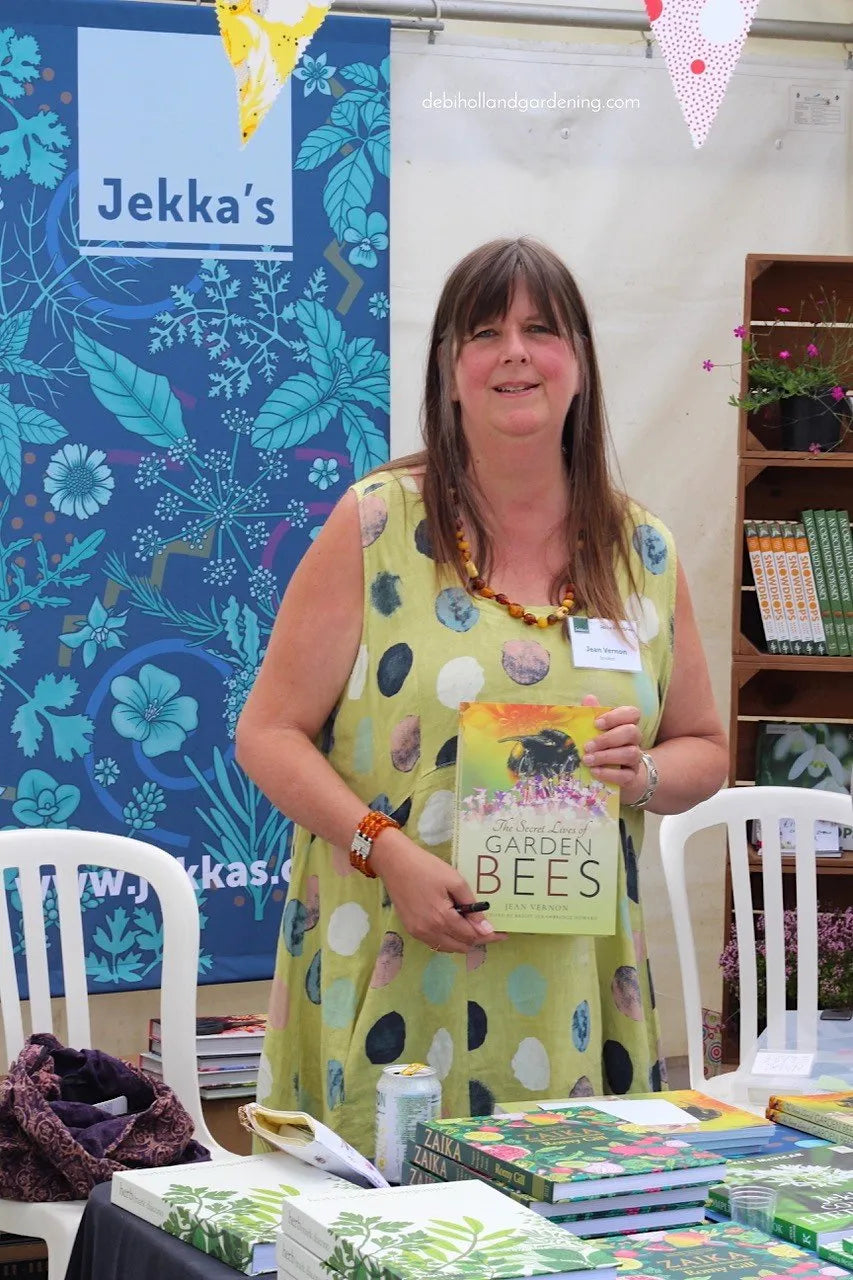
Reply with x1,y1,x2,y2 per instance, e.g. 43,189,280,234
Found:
0,1034,209,1201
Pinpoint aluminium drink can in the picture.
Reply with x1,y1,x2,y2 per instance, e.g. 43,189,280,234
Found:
375,1063,442,1183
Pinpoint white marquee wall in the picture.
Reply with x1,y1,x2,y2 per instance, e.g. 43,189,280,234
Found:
388,23,852,1058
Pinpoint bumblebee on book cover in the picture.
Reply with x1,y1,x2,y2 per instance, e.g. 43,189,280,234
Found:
454,703,620,937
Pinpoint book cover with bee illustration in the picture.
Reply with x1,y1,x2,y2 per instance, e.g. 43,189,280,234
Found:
453,703,619,936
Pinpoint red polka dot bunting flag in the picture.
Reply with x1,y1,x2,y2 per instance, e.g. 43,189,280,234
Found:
646,0,762,148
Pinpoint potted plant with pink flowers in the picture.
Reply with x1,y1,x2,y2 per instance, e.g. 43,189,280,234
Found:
720,908,853,1018
704,296,853,453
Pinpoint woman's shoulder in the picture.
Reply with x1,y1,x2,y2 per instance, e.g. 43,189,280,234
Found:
623,498,677,580
350,462,425,503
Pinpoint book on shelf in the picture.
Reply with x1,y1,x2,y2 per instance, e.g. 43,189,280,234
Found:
811,508,850,657
0,1241,46,1266
0,1265,47,1279
413,1111,725,1203
753,720,853,853
280,1179,618,1280
832,509,853,652
707,1142,853,1250
453,702,620,936
781,521,817,654
110,1150,354,1275
611,1221,845,1279
756,521,790,653
802,509,840,657
238,1102,389,1187
792,520,827,654
745,520,779,654
492,1090,774,1155
403,1140,721,1217
148,1013,266,1055
771,520,803,655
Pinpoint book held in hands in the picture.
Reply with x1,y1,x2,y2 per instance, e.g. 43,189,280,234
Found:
453,703,620,935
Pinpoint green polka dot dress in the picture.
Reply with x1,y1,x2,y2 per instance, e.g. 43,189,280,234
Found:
258,469,677,1155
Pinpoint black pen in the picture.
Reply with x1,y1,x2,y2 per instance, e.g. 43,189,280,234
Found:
453,900,490,916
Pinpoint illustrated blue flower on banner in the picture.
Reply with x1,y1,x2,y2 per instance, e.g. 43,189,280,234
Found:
0,3,390,991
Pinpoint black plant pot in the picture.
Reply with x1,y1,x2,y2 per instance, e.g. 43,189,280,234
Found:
779,390,848,452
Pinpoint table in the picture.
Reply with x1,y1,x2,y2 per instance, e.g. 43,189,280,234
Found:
65,1182,248,1280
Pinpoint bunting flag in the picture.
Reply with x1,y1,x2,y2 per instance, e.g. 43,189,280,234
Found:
646,0,762,147
217,0,332,145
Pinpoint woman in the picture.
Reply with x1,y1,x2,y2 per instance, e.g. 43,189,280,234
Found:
236,237,727,1155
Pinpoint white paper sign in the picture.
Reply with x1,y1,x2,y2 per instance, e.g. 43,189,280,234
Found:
537,1098,698,1126
569,618,642,672
751,1051,815,1078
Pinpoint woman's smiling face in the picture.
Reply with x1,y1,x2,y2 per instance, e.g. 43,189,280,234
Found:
451,282,580,453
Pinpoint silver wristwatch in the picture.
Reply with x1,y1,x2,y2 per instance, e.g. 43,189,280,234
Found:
627,750,659,809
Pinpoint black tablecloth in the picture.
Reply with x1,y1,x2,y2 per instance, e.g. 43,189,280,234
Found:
65,1181,258,1280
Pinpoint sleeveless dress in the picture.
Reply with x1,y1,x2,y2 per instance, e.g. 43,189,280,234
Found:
257,469,677,1155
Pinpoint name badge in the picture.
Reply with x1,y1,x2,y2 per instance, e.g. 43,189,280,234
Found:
568,617,642,672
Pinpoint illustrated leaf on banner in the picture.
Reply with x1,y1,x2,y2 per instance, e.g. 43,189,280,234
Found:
73,329,187,447
645,0,762,148
216,0,332,146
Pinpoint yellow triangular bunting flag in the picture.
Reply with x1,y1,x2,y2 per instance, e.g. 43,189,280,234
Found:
217,0,332,145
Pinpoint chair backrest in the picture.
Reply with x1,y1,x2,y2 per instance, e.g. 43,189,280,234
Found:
659,786,853,1088
0,828,215,1147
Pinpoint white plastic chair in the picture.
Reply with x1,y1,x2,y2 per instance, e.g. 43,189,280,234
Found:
0,829,231,1280
660,786,853,1111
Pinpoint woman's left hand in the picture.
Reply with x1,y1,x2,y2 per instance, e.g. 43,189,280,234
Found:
580,694,646,804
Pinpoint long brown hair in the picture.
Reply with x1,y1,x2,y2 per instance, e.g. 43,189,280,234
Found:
391,237,637,622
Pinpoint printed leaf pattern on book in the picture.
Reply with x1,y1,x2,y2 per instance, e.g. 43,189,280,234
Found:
161,1181,299,1271
321,1208,604,1279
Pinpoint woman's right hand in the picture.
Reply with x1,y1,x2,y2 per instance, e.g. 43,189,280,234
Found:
369,830,507,955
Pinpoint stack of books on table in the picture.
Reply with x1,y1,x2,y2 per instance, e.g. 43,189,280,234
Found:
611,1221,847,1279
140,1013,266,1099
400,1110,725,1238
707,1141,853,1253
276,1180,619,1280
766,1090,853,1143
494,1089,776,1159
111,1151,357,1275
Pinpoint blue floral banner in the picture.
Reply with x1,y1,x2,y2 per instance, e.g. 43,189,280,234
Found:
0,0,390,990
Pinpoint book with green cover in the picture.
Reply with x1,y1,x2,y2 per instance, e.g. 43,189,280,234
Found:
404,1142,725,1217
610,1221,847,1278
413,1111,725,1203
813,508,850,656
768,1108,851,1145
110,1151,353,1275
493,1090,773,1151
833,510,853,652
453,703,620,936
828,510,853,652
281,1179,618,1280
769,1093,853,1140
817,1237,853,1271
707,1143,853,1250
803,509,840,656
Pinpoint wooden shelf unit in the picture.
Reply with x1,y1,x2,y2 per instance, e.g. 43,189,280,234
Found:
723,254,853,1057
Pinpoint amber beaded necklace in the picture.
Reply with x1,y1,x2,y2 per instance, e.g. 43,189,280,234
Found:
454,512,576,629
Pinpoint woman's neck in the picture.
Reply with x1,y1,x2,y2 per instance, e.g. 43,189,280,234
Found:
468,447,570,535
